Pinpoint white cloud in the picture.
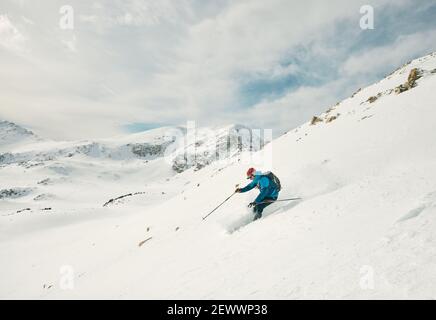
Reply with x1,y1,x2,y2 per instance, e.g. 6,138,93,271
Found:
114,0,189,26
0,0,433,140
61,35,78,52
78,0,195,29
341,30,436,77
120,0,408,123
79,15,98,24
21,16,34,25
231,78,352,135
0,14,26,53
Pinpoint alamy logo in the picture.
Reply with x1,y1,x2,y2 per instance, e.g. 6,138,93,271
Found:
59,265,75,290
59,5,74,30
360,5,375,30
359,265,375,290
162,121,273,170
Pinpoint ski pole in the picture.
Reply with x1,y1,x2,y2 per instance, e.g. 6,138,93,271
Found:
255,197,302,205
202,192,236,220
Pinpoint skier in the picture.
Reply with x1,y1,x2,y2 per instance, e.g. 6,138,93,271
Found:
235,167,281,221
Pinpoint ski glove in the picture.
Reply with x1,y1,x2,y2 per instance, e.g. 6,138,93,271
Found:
235,188,241,193
248,202,257,208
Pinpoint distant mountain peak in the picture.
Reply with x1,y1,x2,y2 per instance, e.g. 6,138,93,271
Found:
0,120,38,150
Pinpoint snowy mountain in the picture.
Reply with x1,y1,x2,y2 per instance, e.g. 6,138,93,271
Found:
0,120,39,153
1,52,436,299
0,122,261,216
0,123,261,170
171,124,263,172
0,125,184,167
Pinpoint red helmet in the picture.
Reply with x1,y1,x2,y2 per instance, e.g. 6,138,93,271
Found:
246,167,256,179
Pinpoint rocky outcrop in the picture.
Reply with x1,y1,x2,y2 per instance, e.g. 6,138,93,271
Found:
0,188,33,199
367,96,378,103
408,68,421,86
130,143,168,158
326,115,339,123
0,153,14,165
310,116,323,125
102,191,146,207
395,68,422,94
33,193,56,201
351,88,362,98
310,112,340,126
172,155,188,173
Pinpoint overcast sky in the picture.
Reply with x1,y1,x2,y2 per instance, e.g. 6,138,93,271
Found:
1,0,435,139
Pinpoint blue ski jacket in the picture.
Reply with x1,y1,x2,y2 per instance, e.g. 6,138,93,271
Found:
239,171,279,203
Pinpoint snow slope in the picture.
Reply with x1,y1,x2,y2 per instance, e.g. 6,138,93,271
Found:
1,52,436,299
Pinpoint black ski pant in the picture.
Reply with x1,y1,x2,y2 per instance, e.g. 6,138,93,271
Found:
253,197,276,215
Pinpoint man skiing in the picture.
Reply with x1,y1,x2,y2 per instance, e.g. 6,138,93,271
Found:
235,167,281,221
